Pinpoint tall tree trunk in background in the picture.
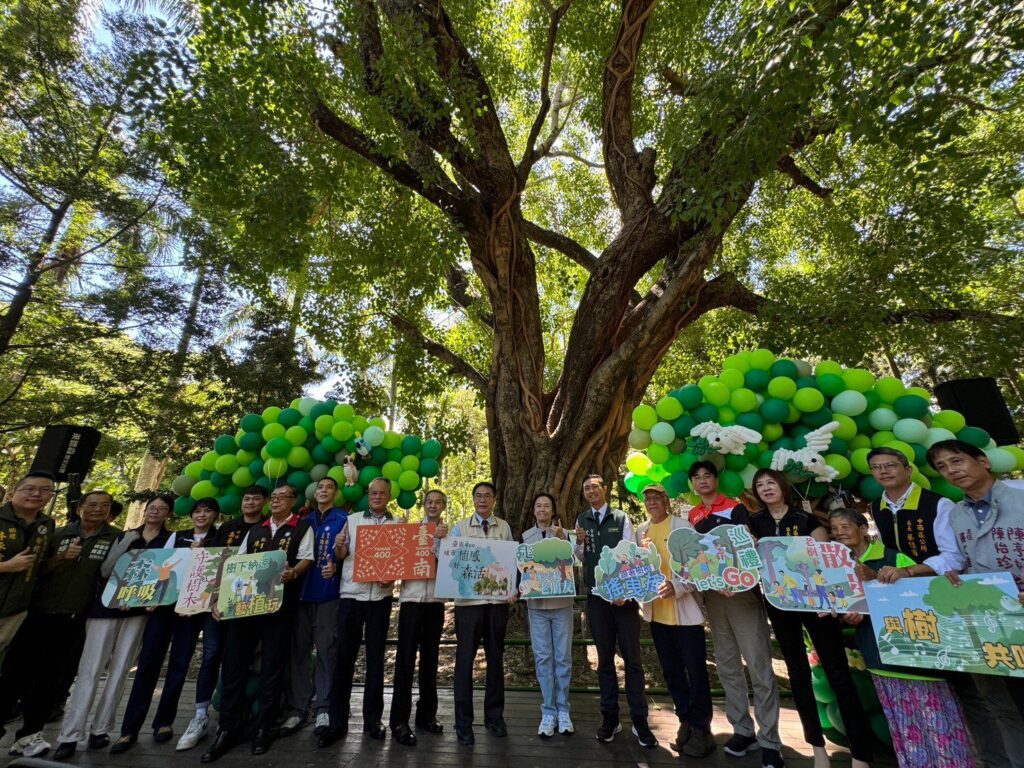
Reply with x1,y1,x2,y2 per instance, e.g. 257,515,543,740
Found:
126,259,205,526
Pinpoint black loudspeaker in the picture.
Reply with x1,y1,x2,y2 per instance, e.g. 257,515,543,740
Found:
934,378,1020,446
30,425,102,482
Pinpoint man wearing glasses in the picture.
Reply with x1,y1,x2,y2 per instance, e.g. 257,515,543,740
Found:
202,484,313,762
865,447,962,581
0,471,57,655
437,481,514,746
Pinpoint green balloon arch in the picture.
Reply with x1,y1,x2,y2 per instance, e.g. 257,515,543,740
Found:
170,398,445,516
626,349,1024,504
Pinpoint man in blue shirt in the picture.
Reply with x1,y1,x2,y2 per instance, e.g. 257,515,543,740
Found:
281,477,347,737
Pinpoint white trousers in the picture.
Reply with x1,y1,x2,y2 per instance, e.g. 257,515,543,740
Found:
57,615,146,743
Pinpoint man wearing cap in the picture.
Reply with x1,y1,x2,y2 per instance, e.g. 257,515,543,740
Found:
636,483,715,757
574,474,654,747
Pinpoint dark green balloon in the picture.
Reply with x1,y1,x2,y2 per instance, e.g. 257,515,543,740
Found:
214,435,237,454
320,436,341,453
736,412,764,433
893,395,929,419
828,436,848,456
401,435,422,455
677,384,704,410
397,490,417,510
278,408,302,427
342,483,364,503
672,414,697,438
239,432,263,452
956,425,990,448
770,359,799,379
299,416,315,433
691,403,719,424
420,458,440,477
387,447,403,462
421,439,443,459
240,413,264,433
744,369,770,392
370,446,388,466
760,398,789,423
802,407,833,429
209,471,232,488
311,445,332,464
796,376,819,390
256,476,273,491
248,458,265,478
310,402,334,420
816,374,845,397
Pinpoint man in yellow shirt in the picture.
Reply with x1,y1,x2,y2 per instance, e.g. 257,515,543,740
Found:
636,485,715,758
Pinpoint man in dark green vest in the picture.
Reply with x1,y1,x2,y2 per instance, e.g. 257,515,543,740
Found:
574,474,654,748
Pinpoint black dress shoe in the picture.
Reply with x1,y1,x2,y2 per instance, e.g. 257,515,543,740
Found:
486,718,508,737
416,718,444,734
316,725,346,748
88,733,110,749
54,741,77,761
153,726,174,743
201,731,235,763
110,734,137,754
251,728,271,755
392,724,417,746
363,721,386,740
456,727,475,745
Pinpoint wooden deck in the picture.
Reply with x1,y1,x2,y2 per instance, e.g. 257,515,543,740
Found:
2,681,895,768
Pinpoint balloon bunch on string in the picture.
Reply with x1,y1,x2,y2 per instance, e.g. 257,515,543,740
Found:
625,349,1024,504
169,398,444,517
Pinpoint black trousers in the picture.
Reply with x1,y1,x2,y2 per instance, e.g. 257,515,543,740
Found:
120,608,177,736
453,603,509,730
329,597,393,727
217,611,293,735
649,622,713,732
389,601,445,728
765,604,872,762
0,611,87,738
586,595,648,721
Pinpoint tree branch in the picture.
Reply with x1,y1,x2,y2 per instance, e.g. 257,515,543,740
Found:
522,220,597,271
777,155,832,199
601,0,658,219
660,66,702,99
389,313,488,391
310,97,466,218
518,0,574,182
445,265,494,327
547,150,604,169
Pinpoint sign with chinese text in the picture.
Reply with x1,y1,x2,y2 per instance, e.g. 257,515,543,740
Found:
435,537,517,600
592,539,666,604
352,523,436,583
668,524,762,593
216,550,286,620
864,572,1024,677
174,547,230,615
756,536,864,613
517,537,576,599
102,548,188,609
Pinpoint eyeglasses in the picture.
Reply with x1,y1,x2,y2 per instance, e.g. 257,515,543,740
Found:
869,462,903,472
17,485,55,496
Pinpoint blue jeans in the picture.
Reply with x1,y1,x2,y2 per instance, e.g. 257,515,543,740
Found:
529,605,573,717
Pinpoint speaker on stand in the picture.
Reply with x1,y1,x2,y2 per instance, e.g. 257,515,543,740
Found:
30,425,102,520
934,378,1020,446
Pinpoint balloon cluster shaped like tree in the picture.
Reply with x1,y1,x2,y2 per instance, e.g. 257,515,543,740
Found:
169,397,444,517
625,349,1024,504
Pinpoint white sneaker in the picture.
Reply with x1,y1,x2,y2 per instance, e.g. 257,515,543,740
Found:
558,712,574,735
9,732,51,757
538,714,556,738
176,713,209,751
314,712,330,735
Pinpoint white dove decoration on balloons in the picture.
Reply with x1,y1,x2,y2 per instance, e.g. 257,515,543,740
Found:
770,420,841,481
689,422,763,456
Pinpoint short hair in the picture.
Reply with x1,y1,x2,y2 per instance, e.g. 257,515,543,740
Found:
79,490,113,506
472,481,497,497
751,468,793,508
582,474,604,487
316,476,339,490
926,439,987,469
271,485,296,497
15,471,56,490
242,485,270,498
829,508,868,528
867,447,910,468
531,492,559,526
147,493,175,513
368,476,392,492
688,461,719,480
423,488,447,505
194,497,221,515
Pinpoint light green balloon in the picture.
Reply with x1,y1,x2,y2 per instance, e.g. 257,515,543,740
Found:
398,470,421,491
825,454,852,479
722,354,750,373
650,422,676,445
381,430,403,450
382,461,402,481
656,396,684,420
893,418,929,445
632,404,658,430
171,474,197,496
262,422,286,441
704,382,731,407
767,376,797,400
868,407,899,431
874,376,905,404
264,457,289,479
718,368,745,390
933,410,966,433
400,455,420,472
363,425,385,447
814,360,843,377
793,388,825,413
832,390,868,417
232,466,255,487
730,388,758,413
841,369,875,393
184,461,203,479
214,454,239,475
986,448,1017,474
628,428,652,449
749,348,776,370
626,452,652,475
833,414,857,440
285,426,307,446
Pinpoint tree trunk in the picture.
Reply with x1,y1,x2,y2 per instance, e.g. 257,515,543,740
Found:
125,452,170,528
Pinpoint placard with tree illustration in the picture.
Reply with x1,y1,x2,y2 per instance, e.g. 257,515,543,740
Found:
102,548,189,609
517,538,576,598
435,537,518,600
216,550,287,619
668,524,762,593
756,536,865,613
864,572,1024,677
175,547,230,615
592,539,665,604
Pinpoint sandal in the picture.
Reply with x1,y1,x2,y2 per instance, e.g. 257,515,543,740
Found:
110,734,137,754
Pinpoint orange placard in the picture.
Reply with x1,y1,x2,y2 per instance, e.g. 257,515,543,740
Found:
352,523,437,583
